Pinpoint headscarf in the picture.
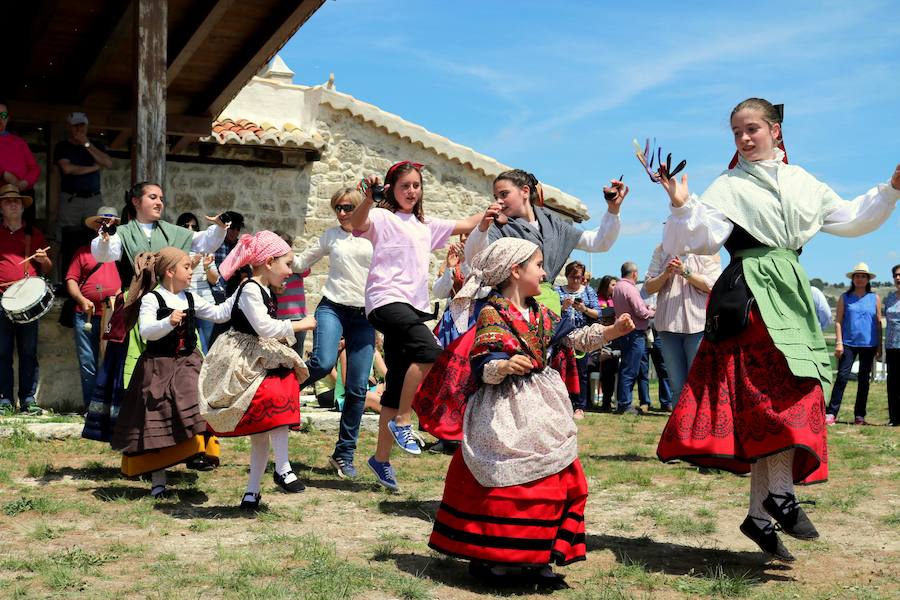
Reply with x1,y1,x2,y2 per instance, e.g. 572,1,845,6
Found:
219,230,291,281
449,238,539,333
122,247,189,331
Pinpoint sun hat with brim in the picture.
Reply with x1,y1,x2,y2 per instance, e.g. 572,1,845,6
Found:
0,184,33,208
846,262,876,280
85,206,121,230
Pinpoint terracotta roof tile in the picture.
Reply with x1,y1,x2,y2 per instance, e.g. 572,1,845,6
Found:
203,118,325,151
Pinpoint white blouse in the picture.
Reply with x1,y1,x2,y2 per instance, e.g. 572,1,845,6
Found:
139,286,235,341
293,226,372,308
235,281,296,342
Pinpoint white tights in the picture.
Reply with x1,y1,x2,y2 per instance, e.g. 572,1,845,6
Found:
245,426,293,494
748,449,795,524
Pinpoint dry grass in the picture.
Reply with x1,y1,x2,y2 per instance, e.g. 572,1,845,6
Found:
0,383,897,599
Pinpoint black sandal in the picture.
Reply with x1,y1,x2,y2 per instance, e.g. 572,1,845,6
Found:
240,492,261,511
273,469,305,493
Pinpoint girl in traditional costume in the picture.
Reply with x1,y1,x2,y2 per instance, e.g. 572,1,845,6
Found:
198,231,315,510
655,98,900,560
110,248,235,497
427,238,634,587
350,161,484,491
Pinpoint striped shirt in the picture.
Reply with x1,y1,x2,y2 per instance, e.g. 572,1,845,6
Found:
275,271,310,321
645,245,721,335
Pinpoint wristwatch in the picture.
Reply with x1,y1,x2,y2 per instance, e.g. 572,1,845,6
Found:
84,142,91,149
682,265,693,278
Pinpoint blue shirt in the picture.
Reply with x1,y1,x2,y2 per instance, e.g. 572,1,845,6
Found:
841,291,878,348
555,284,600,328
884,291,900,350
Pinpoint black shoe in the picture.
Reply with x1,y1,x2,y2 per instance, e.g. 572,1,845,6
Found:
598,404,612,413
273,469,305,493
185,455,215,471
523,566,570,590
240,492,261,511
616,406,641,416
739,516,795,561
763,492,819,540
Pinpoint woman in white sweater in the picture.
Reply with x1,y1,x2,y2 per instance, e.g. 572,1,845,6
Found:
292,188,375,479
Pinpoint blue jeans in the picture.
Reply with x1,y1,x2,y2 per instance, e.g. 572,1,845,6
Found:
73,311,103,409
616,330,646,411
827,344,876,419
574,351,592,410
0,310,39,404
196,318,215,354
638,331,672,409
306,297,376,462
658,331,703,407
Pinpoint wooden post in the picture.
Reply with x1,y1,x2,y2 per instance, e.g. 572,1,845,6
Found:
132,0,167,185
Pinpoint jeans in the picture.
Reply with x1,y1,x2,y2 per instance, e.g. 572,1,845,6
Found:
305,297,376,462
0,310,39,404
886,348,900,425
616,330,646,411
658,331,704,407
73,311,102,409
827,344,876,419
196,318,215,354
638,331,672,409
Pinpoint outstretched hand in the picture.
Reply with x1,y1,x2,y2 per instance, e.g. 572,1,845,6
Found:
603,178,628,215
659,166,690,208
606,314,635,341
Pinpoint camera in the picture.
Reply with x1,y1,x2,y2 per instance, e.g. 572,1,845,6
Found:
98,221,117,236
574,297,584,304
371,184,385,203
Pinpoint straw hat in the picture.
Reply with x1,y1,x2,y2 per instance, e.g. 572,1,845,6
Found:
0,184,33,208
84,206,121,230
846,262,876,280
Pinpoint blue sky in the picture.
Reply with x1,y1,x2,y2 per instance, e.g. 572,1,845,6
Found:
282,0,900,283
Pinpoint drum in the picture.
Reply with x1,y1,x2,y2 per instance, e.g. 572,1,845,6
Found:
1,277,55,324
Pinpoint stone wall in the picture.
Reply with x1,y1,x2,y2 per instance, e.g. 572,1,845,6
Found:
29,107,500,412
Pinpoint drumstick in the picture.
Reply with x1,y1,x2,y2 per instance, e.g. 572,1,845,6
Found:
18,247,51,265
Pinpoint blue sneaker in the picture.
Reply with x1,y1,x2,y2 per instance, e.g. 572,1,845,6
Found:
329,455,358,479
367,456,399,491
387,419,422,455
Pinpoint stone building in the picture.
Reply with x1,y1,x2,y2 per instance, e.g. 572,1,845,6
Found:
30,55,590,412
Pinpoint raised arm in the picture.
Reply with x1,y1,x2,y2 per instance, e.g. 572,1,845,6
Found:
91,231,122,263
820,166,900,237
293,232,329,273
350,175,380,233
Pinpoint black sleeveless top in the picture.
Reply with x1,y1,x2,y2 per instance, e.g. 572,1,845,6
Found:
144,290,197,357
230,279,277,337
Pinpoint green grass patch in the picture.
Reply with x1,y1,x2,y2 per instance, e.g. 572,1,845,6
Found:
3,495,61,516
671,565,758,597
26,461,53,478
638,507,716,536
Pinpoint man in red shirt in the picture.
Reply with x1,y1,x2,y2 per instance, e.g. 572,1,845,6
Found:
0,184,52,414
66,206,122,409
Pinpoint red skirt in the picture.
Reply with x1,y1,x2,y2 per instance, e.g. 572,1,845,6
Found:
210,369,301,437
657,310,828,484
429,451,588,567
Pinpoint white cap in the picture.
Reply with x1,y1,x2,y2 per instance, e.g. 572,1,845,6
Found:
67,112,89,125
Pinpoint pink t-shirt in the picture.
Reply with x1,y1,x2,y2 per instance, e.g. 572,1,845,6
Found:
356,207,455,315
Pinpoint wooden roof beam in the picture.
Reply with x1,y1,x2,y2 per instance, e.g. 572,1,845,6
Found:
167,0,235,86
10,100,212,137
66,1,133,103
196,0,325,117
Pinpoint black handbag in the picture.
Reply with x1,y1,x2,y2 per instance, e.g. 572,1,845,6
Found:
705,259,755,342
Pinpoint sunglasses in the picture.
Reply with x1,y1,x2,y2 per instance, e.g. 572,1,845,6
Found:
0,112,8,119
334,204,355,214
632,138,687,183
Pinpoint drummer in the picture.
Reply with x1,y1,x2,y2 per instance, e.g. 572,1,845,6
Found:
0,184,51,415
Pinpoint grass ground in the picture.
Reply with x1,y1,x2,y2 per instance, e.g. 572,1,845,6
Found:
0,382,897,599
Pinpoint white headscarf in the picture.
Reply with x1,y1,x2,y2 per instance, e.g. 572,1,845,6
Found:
449,238,539,332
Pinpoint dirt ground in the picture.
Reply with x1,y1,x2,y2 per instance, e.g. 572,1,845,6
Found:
1,384,897,599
